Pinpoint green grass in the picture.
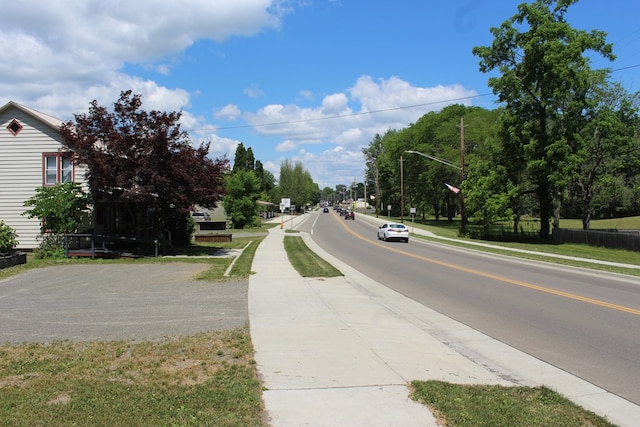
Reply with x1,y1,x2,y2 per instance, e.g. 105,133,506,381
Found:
283,235,343,277
411,381,615,427
227,238,262,278
560,216,640,230
0,329,265,427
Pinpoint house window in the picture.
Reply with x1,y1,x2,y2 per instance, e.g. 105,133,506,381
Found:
43,153,74,185
7,119,23,136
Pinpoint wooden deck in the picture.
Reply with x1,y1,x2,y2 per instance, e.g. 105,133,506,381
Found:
64,233,158,258
66,249,140,259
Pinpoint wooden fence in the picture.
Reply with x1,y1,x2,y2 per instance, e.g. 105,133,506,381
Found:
552,228,640,252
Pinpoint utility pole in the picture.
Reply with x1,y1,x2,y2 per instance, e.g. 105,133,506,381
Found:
400,155,404,223
363,179,367,215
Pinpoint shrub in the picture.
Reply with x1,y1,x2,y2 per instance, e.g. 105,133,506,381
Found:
33,234,66,259
0,220,18,256
23,182,91,235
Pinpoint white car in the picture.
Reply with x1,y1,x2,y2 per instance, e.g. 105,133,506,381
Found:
191,211,210,221
377,222,409,242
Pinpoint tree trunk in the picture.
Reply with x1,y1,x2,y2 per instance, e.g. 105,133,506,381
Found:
538,183,553,240
539,198,552,240
553,197,561,229
582,192,592,230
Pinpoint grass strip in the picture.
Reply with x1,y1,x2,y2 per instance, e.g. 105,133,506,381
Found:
283,235,342,277
411,381,615,427
412,234,640,277
228,238,263,278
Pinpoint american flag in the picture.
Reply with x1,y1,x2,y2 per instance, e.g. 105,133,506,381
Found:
444,183,460,194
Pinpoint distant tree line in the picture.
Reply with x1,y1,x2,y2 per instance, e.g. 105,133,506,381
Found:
362,0,640,239
224,143,320,228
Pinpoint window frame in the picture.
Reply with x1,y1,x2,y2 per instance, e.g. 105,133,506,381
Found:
7,119,23,136
42,152,75,185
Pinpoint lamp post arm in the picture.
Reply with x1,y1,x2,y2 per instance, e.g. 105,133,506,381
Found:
404,150,461,171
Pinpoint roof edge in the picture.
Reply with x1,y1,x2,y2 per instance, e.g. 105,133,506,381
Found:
0,101,64,132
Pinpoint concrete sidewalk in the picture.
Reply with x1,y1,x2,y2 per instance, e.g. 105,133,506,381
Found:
249,213,640,426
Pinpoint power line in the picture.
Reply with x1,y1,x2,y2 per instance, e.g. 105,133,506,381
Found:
611,64,640,72
195,93,494,132
187,63,639,134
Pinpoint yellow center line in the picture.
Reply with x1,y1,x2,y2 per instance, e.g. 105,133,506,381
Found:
335,214,640,316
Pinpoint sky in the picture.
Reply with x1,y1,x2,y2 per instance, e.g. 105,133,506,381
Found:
2,0,639,190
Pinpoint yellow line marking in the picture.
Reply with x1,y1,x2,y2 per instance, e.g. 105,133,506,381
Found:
334,214,640,316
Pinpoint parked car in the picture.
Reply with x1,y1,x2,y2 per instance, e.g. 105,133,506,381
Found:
344,210,355,220
191,211,210,221
377,222,409,242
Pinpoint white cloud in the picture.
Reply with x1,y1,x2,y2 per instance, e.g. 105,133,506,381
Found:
245,75,477,151
156,64,171,75
244,84,266,98
289,147,365,190
299,90,314,100
208,134,240,160
242,75,477,189
320,93,349,114
276,140,298,152
214,104,242,121
0,0,288,118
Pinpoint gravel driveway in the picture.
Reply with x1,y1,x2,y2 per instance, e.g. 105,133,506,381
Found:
0,263,248,344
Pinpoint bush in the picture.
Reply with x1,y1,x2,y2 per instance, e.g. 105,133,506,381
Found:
0,220,18,256
22,182,91,235
33,234,66,259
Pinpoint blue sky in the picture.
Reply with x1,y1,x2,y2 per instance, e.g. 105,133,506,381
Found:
1,0,638,189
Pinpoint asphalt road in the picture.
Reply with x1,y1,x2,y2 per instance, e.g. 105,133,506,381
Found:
304,210,640,406
0,263,248,344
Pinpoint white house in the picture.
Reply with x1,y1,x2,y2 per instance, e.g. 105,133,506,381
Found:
0,101,87,249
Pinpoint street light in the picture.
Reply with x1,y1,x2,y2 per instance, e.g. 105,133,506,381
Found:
404,149,467,230
404,150,461,170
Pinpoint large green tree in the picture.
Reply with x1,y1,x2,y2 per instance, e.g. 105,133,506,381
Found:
223,170,262,229
278,160,316,210
232,143,255,173
473,0,615,238
254,160,277,201
364,105,499,224
362,133,385,216
571,81,640,228
225,144,277,225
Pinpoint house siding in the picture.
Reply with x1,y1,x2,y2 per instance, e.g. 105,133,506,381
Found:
0,104,87,249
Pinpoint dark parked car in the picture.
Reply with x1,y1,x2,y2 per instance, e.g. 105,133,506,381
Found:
344,210,355,220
